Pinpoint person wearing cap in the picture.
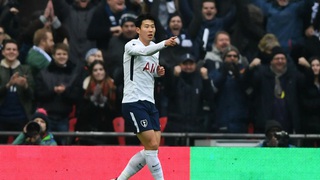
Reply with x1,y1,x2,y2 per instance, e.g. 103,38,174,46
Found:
12,108,57,145
85,48,104,66
104,12,138,81
78,48,105,84
164,52,215,145
247,46,310,134
259,120,294,147
208,45,250,133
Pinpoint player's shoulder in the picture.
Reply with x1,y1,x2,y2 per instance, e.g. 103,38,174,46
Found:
126,39,140,47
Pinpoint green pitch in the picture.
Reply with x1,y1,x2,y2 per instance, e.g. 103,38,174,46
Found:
191,148,320,180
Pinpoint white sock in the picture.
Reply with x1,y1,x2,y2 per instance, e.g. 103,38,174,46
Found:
117,150,146,180
144,150,164,180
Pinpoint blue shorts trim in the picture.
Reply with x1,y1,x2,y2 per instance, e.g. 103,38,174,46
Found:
122,100,160,133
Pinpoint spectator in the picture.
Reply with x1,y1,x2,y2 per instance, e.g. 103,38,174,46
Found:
260,120,294,147
103,13,140,144
16,0,49,34
300,56,320,147
125,0,145,15
35,43,82,145
252,0,313,55
254,33,281,65
87,0,126,50
104,12,138,80
188,0,235,59
247,46,309,133
75,60,117,145
209,46,250,133
178,0,195,29
0,39,34,144
85,48,104,67
304,0,320,59
231,0,265,62
0,0,20,40
78,48,105,91
0,26,11,60
52,0,98,66
160,12,193,69
164,53,214,145
158,12,194,117
203,31,248,72
25,28,54,79
18,1,67,64
147,0,177,30
12,108,57,145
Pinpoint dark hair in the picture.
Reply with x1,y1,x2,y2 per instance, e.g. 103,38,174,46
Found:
135,13,156,28
89,60,106,75
167,12,182,27
2,39,19,49
308,56,320,64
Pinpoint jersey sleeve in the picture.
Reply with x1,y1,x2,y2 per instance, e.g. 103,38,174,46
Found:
125,40,166,56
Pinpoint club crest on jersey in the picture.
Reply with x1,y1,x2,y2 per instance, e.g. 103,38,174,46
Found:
140,119,148,128
143,62,156,73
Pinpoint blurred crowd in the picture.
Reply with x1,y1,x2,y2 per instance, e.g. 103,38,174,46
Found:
0,0,320,147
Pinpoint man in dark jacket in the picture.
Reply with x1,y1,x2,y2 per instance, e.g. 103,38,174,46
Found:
35,43,82,145
86,0,126,50
247,47,309,133
164,53,215,145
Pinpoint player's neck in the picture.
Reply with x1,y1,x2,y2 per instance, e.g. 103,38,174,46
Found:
139,37,151,46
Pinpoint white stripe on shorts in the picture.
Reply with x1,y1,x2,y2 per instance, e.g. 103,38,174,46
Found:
130,112,140,133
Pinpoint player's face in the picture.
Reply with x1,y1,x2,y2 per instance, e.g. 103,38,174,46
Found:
311,59,320,76
137,19,156,45
92,64,106,82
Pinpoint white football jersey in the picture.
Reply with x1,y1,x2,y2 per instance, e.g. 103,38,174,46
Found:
122,38,166,104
